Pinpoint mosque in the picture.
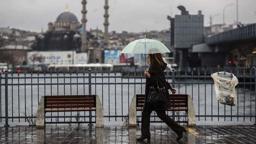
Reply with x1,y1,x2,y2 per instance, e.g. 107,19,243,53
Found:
32,0,110,63
32,10,82,52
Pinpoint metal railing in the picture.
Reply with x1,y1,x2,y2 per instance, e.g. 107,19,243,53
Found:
0,67,255,126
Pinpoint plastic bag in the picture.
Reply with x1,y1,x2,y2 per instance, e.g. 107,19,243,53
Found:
211,71,238,106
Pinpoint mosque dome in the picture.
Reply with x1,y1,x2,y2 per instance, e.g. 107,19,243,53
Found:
54,11,80,31
56,11,79,24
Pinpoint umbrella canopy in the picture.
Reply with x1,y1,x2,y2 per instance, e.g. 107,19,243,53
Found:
121,38,170,54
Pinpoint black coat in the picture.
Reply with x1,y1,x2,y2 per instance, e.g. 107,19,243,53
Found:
145,63,170,110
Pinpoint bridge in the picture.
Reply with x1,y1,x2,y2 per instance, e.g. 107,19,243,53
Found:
206,24,256,45
192,23,256,67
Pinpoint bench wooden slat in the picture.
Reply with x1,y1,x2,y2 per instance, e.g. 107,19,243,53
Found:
45,99,95,102
168,104,188,107
45,107,96,112
45,96,95,98
168,96,187,98
45,101,95,105
136,107,143,111
46,104,95,108
45,95,96,98
167,108,188,111
136,108,187,111
45,97,95,100
136,107,188,111
168,99,187,102
137,100,145,103
169,100,187,103
169,99,187,101
45,104,96,107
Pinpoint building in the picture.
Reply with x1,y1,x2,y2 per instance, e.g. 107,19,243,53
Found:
33,10,82,52
0,27,36,66
170,6,204,69
27,51,87,65
0,44,30,65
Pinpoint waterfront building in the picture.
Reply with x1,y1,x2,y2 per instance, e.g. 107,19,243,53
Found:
173,6,204,69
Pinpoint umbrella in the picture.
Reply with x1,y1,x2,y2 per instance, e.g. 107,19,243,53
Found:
121,38,170,54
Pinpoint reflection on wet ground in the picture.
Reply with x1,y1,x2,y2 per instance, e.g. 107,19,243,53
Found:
0,125,255,144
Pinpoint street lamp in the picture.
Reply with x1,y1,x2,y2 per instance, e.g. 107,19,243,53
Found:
236,0,239,24
167,15,175,63
209,14,220,26
254,11,256,21
167,15,174,48
223,3,235,25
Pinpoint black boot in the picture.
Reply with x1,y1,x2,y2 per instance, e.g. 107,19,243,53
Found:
176,127,186,141
137,136,151,143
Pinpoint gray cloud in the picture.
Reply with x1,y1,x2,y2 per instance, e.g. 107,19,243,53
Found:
0,0,255,32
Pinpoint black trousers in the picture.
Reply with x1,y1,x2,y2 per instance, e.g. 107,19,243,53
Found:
141,102,182,137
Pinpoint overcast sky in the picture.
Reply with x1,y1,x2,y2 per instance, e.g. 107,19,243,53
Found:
0,0,255,32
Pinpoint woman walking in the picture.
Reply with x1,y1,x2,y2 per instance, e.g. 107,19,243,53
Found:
137,53,186,143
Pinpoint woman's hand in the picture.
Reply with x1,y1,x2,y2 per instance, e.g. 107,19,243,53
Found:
171,88,176,94
144,70,151,78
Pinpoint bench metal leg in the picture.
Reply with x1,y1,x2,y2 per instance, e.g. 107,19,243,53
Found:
129,95,137,127
96,95,104,128
188,95,196,127
96,128,104,144
36,96,45,129
128,128,137,144
187,128,196,143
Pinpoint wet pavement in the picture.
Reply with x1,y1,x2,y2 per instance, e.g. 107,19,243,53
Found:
0,125,256,144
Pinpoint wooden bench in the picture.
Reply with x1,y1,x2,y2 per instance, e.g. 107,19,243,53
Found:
44,96,96,113
129,94,196,127
36,95,104,128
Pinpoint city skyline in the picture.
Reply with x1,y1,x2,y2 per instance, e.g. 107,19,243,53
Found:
0,0,255,32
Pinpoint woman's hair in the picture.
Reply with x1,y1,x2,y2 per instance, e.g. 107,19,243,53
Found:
149,53,165,67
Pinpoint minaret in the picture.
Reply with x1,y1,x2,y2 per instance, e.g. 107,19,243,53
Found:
81,0,87,52
104,0,109,49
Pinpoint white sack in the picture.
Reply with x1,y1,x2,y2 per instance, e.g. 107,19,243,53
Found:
211,71,238,106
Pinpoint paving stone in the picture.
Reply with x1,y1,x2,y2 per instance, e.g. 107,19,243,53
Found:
0,125,255,144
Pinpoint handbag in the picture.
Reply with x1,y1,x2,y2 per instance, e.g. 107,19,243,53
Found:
147,80,168,106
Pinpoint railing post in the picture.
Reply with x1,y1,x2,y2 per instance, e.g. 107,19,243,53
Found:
254,67,256,125
88,68,93,127
171,69,175,85
0,73,2,123
4,72,9,128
